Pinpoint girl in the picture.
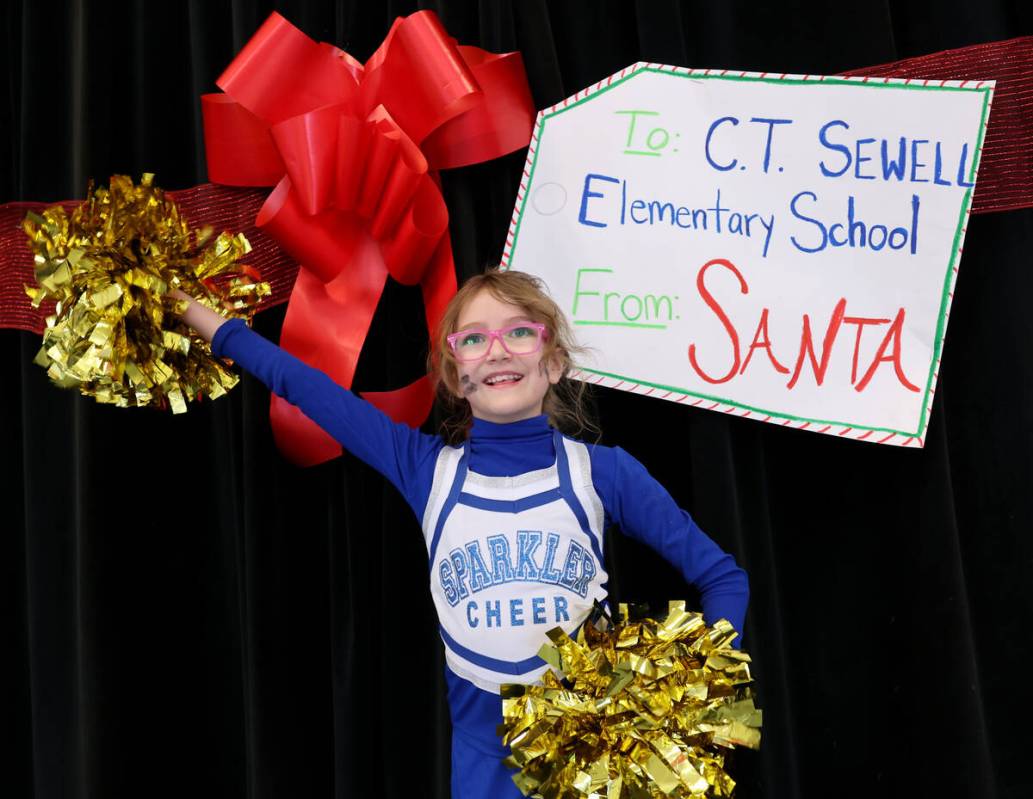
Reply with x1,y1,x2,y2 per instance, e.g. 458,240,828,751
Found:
176,269,749,798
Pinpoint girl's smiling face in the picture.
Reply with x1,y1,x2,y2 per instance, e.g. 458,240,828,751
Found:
452,289,562,424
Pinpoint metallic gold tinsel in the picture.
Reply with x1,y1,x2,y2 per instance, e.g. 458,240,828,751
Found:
22,174,270,412
500,601,762,799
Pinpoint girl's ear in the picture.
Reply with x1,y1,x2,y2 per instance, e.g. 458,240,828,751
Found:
546,350,565,385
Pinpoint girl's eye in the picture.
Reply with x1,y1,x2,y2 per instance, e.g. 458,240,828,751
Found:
506,325,537,339
459,332,486,347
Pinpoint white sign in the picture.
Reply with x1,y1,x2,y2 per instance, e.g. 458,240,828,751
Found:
502,64,993,447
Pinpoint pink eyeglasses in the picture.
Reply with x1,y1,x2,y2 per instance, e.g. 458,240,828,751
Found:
446,322,548,362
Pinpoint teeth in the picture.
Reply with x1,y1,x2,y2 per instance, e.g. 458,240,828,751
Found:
486,374,521,385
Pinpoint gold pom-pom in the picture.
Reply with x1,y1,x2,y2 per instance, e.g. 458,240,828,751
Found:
500,601,762,798
22,174,270,412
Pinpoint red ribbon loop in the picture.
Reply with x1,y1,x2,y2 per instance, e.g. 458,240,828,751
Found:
202,11,535,465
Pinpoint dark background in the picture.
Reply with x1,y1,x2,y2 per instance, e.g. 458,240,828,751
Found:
3,2,1031,798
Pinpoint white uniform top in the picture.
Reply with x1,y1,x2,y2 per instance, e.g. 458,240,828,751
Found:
422,431,609,693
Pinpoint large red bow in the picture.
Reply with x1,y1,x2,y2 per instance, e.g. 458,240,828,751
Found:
201,12,535,465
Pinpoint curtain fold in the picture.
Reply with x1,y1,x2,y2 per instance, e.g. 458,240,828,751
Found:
4,2,1031,798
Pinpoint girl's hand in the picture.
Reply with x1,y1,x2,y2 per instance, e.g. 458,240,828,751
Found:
172,288,228,343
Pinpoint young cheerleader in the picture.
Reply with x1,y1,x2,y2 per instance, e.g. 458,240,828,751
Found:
176,269,749,798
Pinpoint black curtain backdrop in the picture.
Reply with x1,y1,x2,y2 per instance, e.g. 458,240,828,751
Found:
3,2,1032,798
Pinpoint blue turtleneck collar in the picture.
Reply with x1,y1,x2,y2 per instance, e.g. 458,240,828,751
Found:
466,414,555,476
469,414,552,440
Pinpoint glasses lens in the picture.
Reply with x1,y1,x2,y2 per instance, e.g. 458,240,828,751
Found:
503,325,542,354
455,331,489,360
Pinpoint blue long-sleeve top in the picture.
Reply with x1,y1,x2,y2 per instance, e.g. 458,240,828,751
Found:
212,319,749,750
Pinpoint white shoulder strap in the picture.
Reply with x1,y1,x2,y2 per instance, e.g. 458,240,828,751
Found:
560,438,606,540
421,444,465,548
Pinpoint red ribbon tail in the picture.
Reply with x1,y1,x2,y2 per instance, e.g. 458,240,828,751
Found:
361,376,436,428
270,396,343,466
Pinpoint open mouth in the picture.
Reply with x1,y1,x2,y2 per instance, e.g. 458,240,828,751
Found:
483,372,524,387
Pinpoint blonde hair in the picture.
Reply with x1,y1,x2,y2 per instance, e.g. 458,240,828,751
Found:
430,268,597,445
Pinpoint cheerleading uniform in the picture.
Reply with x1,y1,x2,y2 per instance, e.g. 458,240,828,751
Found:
212,319,750,799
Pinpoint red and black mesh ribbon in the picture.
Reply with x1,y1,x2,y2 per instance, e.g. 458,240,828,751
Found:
839,35,1033,214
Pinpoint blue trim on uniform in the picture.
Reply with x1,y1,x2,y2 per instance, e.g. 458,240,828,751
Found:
553,432,606,567
439,626,546,674
457,488,562,513
428,448,469,569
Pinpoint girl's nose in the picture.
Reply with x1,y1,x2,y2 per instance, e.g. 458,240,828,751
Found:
485,333,509,360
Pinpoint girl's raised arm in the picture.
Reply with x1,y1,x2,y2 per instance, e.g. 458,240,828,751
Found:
173,290,443,517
